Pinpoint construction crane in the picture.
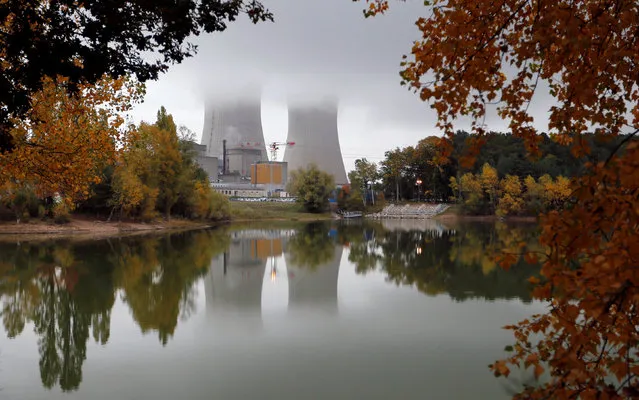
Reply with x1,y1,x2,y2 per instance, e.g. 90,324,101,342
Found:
265,141,295,197
269,141,295,161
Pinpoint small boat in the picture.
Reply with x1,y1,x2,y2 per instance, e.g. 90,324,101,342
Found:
341,211,363,219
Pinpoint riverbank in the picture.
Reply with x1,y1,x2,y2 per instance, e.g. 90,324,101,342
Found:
433,205,538,222
0,215,218,242
0,201,332,239
362,203,538,222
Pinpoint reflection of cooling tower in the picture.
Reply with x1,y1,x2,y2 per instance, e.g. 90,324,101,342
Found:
201,89,268,175
204,238,268,329
283,99,348,184
285,246,343,312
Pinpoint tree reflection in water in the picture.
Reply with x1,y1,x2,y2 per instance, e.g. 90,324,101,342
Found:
286,222,338,269
340,220,542,302
0,229,229,391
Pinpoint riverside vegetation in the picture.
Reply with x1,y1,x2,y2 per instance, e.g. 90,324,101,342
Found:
0,76,230,225
340,131,627,217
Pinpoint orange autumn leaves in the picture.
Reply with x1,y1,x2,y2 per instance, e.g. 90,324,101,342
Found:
362,0,639,157
357,0,639,398
0,75,143,206
496,146,639,399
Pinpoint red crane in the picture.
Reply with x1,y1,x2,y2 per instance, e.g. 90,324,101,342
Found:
269,141,295,161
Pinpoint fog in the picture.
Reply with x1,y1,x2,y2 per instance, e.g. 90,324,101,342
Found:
129,0,554,172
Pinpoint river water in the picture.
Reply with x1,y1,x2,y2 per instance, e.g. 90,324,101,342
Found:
0,219,545,400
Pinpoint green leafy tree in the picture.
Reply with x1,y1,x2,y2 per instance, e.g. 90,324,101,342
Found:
348,158,379,207
287,164,335,213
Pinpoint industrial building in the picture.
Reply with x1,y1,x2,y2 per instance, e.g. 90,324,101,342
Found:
190,142,218,182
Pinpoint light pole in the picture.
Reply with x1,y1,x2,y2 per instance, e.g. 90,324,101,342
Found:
416,178,422,202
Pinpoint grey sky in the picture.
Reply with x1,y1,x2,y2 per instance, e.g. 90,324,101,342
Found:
129,0,552,173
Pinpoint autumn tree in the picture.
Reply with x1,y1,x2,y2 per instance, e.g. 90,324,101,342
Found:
0,75,143,210
287,164,335,213
111,107,229,221
463,173,486,213
0,0,272,152
358,0,639,397
151,108,183,218
497,175,523,217
480,163,499,214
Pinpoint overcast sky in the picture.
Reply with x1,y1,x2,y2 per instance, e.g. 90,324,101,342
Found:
128,0,547,173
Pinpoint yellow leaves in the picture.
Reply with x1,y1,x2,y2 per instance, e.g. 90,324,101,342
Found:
497,174,525,217
0,74,142,202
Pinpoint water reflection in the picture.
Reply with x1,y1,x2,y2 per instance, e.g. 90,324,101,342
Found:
0,231,229,391
203,229,288,331
0,220,540,395
341,220,541,302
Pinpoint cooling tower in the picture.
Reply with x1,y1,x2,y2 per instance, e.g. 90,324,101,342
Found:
283,98,348,185
201,88,268,176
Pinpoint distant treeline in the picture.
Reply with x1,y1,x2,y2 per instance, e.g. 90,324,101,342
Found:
344,131,630,215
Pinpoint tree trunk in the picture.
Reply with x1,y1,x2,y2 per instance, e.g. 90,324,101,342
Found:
107,206,116,222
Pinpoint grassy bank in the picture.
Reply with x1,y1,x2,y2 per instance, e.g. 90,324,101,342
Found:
230,201,332,221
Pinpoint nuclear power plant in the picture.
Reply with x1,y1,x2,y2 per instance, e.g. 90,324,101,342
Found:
283,98,348,185
201,88,268,178
200,88,348,196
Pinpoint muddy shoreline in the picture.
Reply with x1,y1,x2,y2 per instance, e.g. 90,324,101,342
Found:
0,217,221,242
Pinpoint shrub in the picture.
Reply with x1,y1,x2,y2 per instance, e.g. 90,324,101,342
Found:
53,202,71,224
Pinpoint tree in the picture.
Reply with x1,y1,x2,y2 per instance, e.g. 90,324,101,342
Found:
358,0,639,397
348,158,378,207
0,0,272,152
111,125,160,221
0,75,142,208
480,163,499,214
111,106,230,221
380,148,408,201
287,164,335,213
457,172,484,214
150,108,183,219
497,175,523,217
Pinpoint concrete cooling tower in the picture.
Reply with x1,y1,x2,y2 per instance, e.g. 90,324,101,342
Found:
201,89,268,176
283,98,348,185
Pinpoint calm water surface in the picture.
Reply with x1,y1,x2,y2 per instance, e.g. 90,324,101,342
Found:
0,219,545,400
